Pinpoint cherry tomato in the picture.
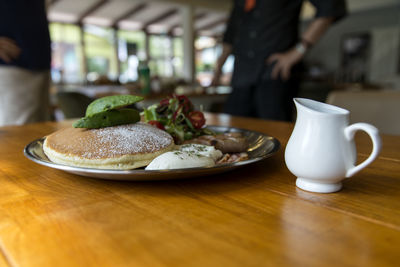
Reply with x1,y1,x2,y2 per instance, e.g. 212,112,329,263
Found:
147,120,165,130
188,111,205,129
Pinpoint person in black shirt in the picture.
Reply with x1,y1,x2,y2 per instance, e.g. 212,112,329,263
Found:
0,0,51,126
212,0,347,121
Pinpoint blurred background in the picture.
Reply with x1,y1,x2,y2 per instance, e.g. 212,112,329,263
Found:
44,0,399,133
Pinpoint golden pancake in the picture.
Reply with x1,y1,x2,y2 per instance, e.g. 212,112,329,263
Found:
43,122,174,170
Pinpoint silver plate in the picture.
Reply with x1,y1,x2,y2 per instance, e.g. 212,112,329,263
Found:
24,126,280,181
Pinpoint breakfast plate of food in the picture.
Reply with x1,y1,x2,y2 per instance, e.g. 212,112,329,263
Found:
24,95,280,181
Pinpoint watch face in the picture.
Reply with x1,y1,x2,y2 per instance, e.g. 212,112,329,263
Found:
295,43,307,54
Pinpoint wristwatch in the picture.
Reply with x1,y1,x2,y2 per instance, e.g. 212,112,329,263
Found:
295,42,307,55
294,39,312,55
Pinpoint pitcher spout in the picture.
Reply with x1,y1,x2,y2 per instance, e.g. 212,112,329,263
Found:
293,98,349,117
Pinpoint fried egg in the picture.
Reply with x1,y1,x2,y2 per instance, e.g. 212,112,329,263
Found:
145,144,222,170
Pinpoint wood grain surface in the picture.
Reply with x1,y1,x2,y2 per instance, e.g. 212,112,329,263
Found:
0,113,399,267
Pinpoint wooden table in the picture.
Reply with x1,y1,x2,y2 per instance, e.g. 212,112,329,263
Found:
0,113,399,267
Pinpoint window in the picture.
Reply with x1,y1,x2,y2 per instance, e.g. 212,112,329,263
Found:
118,30,146,83
172,37,183,78
84,25,118,82
149,35,173,77
49,23,84,84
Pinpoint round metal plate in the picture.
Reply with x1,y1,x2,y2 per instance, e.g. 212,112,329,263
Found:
24,126,280,181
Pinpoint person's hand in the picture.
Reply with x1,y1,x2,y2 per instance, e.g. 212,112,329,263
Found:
0,37,21,63
266,48,304,81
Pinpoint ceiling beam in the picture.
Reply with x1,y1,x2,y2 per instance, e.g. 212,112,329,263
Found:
142,8,179,31
146,0,231,12
77,0,109,25
111,3,148,29
196,17,227,32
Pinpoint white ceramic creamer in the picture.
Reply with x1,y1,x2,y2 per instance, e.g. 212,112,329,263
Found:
285,98,382,193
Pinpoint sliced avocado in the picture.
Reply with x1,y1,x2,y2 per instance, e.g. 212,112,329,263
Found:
73,109,140,129
85,95,144,117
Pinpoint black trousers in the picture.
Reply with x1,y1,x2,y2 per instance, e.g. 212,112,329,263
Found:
224,63,300,122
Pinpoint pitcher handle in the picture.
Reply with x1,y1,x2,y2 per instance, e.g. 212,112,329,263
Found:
344,123,382,177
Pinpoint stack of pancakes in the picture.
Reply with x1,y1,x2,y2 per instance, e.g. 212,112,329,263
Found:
43,122,174,170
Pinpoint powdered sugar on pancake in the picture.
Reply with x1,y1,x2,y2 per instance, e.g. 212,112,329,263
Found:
45,122,174,159
91,123,172,157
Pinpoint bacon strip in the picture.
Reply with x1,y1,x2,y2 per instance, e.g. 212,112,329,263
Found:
185,133,249,164
184,133,248,154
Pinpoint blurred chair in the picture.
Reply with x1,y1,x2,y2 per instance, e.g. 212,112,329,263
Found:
56,92,93,119
326,90,400,135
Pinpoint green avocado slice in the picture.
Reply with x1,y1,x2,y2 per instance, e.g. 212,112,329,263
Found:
85,95,144,117
73,109,140,129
